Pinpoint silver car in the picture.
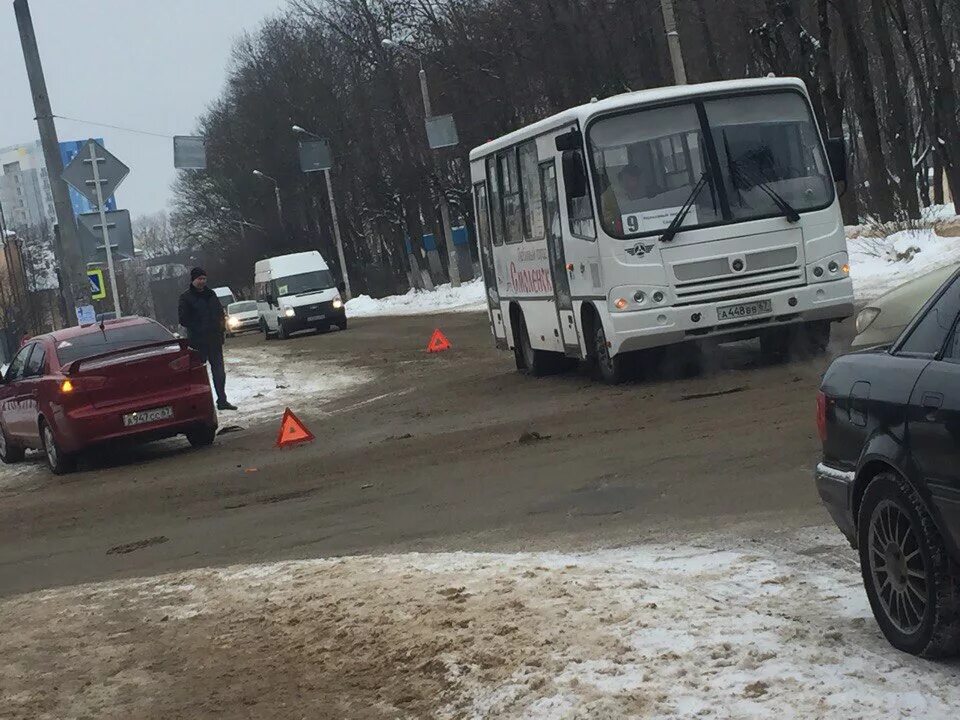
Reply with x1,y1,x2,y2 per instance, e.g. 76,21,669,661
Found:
852,263,960,348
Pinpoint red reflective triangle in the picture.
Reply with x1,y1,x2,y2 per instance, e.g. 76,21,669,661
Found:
426,328,452,353
275,407,315,447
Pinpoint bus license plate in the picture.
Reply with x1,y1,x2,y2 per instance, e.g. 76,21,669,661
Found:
717,299,773,322
123,406,173,427
308,314,325,322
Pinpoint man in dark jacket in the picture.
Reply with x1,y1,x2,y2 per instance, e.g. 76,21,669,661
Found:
178,267,237,411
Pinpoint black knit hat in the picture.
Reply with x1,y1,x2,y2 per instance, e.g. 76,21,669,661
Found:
190,267,207,281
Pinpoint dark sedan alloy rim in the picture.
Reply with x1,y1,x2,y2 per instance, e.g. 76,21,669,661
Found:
869,500,928,634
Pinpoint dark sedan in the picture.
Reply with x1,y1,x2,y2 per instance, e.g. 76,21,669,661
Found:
816,267,960,657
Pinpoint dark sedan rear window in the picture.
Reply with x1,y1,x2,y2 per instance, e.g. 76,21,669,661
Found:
54,323,174,366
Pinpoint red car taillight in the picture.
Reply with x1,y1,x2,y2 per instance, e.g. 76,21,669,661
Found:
816,391,828,443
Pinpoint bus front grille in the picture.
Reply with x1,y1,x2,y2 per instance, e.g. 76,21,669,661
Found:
673,266,805,306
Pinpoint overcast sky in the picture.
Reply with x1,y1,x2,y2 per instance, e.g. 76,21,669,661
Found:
0,0,286,218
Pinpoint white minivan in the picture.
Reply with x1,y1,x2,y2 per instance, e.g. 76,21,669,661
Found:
254,251,346,339
213,286,236,309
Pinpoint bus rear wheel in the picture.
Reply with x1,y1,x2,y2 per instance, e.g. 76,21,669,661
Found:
591,321,628,385
513,311,561,377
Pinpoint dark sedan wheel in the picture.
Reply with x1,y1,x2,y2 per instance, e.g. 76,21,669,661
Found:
41,421,76,475
858,472,960,657
187,424,217,448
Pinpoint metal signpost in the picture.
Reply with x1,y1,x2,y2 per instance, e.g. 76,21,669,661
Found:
62,139,129,318
295,130,352,299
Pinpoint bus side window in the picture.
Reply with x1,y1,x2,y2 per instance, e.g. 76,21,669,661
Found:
486,156,504,246
518,141,544,241
499,150,523,244
565,150,596,240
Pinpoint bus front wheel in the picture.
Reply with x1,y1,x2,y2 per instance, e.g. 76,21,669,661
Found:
591,321,628,385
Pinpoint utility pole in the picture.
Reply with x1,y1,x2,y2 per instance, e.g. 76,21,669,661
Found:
14,0,88,325
291,126,353,299
660,0,688,85
384,38,461,289
416,61,460,288
322,168,351,299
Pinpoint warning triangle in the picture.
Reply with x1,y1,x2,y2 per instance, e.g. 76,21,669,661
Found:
426,328,452,353
275,407,315,447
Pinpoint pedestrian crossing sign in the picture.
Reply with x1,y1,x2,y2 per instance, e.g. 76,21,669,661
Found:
87,268,106,300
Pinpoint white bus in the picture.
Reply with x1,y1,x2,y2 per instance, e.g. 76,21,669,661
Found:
469,77,854,383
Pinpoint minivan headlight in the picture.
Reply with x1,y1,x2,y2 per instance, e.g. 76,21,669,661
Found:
856,307,880,335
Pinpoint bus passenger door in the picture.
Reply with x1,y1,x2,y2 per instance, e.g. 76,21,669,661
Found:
473,181,507,346
540,161,581,356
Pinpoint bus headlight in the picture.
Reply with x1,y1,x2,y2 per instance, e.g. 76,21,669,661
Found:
611,286,671,311
332,297,343,309
284,307,296,318
808,252,848,283
227,316,240,328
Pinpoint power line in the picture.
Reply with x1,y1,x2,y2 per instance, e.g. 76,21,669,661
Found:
52,113,175,139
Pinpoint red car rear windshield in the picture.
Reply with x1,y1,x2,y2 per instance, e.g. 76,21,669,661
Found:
54,323,175,366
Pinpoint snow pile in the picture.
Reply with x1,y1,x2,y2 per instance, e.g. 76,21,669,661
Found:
5,529,960,718
848,223,960,301
220,345,373,423
346,278,486,317
827,204,960,301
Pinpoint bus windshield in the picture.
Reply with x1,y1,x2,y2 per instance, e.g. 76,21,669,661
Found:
590,91,833,238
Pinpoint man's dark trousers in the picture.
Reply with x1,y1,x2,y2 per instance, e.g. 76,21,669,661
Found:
195,342,226,405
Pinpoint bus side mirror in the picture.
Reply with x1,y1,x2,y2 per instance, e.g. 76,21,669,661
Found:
555,128,582,152
826,137,847,184
337,281,346,295
265,294,275,306
562,150,588,199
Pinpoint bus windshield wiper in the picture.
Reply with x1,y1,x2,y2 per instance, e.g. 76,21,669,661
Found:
728,158,800,223
659,171,709,243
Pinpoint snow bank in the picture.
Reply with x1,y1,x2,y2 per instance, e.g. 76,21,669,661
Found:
346,278,486,317
848,228,960,302
6,529,960,719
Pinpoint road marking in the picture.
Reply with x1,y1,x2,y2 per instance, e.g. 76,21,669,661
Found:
330,388,415,415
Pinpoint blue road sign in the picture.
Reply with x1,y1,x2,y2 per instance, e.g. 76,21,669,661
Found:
87,268,106,300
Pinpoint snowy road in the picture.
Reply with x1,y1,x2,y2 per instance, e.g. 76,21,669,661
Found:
4,527,959,719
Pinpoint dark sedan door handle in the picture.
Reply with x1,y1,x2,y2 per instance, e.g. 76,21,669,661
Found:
922,392,944,420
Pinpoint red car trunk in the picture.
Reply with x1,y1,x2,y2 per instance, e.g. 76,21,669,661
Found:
65,342,197,410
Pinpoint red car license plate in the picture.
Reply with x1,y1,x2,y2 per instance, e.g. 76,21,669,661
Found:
122,406,173,427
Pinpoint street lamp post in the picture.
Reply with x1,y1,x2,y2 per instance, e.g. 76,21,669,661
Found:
382,37,461,289
292,125,352,300
252,170,283,225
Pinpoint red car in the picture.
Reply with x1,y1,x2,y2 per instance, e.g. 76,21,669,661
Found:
0,316,218,474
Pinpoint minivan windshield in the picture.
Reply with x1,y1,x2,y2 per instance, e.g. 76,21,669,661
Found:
590,90,833,238
273,270,335,297
54,323,174,366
